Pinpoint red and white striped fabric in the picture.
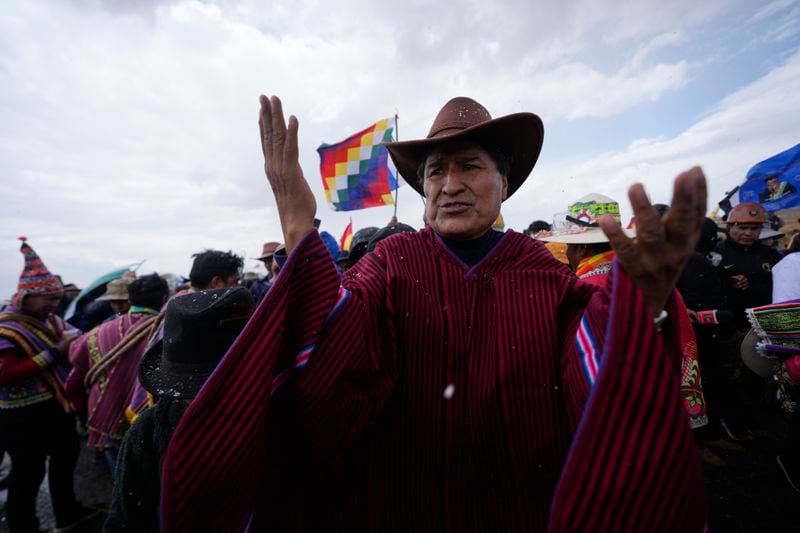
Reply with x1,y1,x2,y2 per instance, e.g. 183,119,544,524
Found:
161,229,706,532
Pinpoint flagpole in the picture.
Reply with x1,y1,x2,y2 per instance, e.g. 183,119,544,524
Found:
393,112,400,219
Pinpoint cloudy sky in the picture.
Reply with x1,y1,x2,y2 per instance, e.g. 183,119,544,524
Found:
2,0,799,298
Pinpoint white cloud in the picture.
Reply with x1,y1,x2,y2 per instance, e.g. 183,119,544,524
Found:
749,0,795,23
0,0,790,300
503,48,800,231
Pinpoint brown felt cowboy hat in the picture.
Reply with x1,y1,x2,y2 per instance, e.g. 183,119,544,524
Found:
255,241,281,261
383,97,544,199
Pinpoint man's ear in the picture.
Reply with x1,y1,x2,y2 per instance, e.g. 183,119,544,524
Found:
501,176,509,201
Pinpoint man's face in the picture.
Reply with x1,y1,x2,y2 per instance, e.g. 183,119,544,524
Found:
21,293,62,320
209,272,242,289
423,141,508,240
767,178,779,192
566,244,583,271
729,223,762,246
64,289,80,299
110,301,130,315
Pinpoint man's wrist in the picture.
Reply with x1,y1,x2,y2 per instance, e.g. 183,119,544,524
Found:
283,224,315,254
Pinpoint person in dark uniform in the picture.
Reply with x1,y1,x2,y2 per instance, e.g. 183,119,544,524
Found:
716,202,781,327
714,202,782,439
678,218,745,455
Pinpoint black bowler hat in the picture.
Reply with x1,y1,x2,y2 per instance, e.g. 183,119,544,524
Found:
347,226,379,268
138,287,255,399
367,223,417,252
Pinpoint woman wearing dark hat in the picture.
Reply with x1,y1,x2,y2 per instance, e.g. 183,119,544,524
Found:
161,96,710,532
104,288,254,533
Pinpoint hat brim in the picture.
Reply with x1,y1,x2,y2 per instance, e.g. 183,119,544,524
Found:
740,329,776,379
384,112,544,200
95,294,127,302
759,228,784,240
536,228,636,244
138,339,215,400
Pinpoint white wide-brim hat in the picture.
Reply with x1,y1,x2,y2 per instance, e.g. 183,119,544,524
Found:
534,193,636,244
759,227,784,240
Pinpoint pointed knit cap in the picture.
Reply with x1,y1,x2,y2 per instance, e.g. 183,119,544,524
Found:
17,236,63,297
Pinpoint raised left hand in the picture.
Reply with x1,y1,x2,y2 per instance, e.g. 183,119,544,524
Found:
600,167,707,315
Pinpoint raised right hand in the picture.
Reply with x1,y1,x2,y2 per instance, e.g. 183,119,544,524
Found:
259,95,317,253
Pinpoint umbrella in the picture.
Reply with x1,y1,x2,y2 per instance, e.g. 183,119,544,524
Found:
64,263,142,320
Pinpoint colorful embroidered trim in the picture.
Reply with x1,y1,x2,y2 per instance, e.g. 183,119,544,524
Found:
576,316,600,385
576,250,616,280
270,287,352,397
32,350,54,369
696,310,718,325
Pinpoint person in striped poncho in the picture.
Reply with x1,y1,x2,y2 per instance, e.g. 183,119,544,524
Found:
65,274,169,473
159,96,710,532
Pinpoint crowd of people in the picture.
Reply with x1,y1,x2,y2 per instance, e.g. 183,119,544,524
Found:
0,94,798,532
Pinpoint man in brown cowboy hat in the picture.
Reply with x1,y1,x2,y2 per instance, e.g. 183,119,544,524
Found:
161,95,709,532
257,241,281,264
250,241,281,302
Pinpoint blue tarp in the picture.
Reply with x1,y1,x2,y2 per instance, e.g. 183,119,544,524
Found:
739,144,800,212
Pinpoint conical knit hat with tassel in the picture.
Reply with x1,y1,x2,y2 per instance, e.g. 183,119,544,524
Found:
16,236,63,298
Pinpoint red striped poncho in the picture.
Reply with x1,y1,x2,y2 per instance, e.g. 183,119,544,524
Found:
576,252,709,429
162,229,707,532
